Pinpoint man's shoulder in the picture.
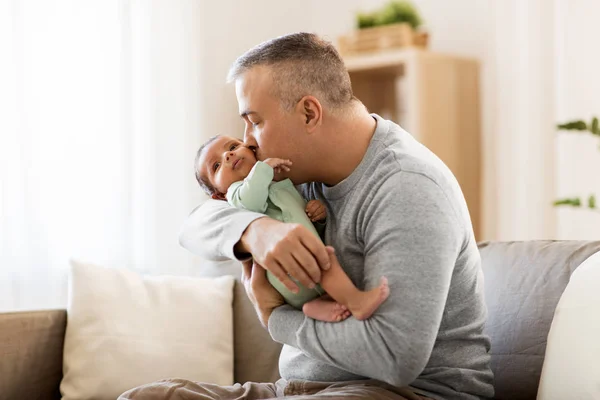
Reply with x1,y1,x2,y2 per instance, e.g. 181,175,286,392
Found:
374,122,461,197
370,148,450,195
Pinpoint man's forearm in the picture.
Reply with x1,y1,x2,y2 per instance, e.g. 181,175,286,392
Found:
233,216,269,258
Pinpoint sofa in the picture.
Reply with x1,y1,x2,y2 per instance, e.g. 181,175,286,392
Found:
2,240,599,400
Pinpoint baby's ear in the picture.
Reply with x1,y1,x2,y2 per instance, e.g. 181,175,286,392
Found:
211,192,226,201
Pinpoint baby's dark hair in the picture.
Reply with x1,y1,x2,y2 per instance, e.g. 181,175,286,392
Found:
194,135,220,196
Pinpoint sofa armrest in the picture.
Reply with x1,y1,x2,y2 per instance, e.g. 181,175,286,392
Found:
0,309,66,400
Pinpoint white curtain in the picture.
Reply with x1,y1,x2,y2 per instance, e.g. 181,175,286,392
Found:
487,0,600,240
485,0,557,241
0,0,207,312
553,0,600,240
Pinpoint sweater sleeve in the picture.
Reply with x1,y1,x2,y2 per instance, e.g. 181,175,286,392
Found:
178,199,265,261
268,172,465,387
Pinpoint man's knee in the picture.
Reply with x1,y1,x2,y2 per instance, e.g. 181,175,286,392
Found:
118,378,189,399
118,378,276,400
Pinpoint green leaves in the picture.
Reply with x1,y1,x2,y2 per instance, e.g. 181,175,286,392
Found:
557,116,600,136
357,1,423,30
554,197,582,207
553,195,597,210
557,120,588,130
357,13,377,29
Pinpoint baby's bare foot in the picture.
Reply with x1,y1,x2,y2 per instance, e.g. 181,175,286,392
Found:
351,277,390,321
303,297,351,322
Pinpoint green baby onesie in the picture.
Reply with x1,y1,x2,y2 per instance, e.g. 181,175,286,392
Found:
226,161,324,309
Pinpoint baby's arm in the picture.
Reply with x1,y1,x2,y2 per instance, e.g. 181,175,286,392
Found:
227,161,272,213
226,159,292,213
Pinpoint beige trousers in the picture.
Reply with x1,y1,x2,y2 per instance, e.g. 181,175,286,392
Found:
118,378,432,400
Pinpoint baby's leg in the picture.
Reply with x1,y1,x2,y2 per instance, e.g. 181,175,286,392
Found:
320,247,389,320
302,295,352,322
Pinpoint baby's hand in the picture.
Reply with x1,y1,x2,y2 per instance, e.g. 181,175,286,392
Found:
263,158,292,174
306,200,326,222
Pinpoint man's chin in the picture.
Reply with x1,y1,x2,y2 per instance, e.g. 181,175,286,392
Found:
273,172,308,186
272,170,289,182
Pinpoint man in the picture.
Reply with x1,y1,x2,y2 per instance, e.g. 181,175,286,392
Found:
121,32,493,400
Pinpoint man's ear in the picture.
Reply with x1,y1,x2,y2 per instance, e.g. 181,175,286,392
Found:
211,192,226,200
295,95,322,133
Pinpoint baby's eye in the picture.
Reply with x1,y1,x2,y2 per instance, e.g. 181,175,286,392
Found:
213,162,220,172
229,143,238,151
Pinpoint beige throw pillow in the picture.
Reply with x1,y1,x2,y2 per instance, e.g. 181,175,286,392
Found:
60,260,235,400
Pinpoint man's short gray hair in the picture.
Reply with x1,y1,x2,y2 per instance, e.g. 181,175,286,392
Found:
227,32,354,111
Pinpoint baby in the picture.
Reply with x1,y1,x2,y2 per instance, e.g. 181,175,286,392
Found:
194,135,389,321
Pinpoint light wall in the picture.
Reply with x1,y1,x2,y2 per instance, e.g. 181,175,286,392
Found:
197,0,599,241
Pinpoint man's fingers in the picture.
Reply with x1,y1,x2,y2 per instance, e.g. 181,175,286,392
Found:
266,260,299,293
289,247,321,286
280,252,315,289
324,246,342,270
301,233,331,271
250,262,268,287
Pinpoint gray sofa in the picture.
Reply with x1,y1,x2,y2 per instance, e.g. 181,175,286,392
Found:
2,240,599,400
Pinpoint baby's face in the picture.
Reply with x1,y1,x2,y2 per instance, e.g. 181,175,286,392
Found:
198,136,257,196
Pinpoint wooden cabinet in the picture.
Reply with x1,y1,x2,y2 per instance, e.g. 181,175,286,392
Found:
344,49,482,239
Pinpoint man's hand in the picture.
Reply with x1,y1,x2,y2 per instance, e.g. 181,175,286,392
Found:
241,260,285,328
235,217,330,293
305,199,327,222
263,158,292,174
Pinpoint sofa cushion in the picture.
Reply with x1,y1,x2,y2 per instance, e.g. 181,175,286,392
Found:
0,309,65,400
197,259,283,384
537,250,600,399
61,261,235,400
478,240,600,400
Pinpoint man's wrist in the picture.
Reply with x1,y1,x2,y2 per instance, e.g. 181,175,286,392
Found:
234,216,268,256
260,306,275,328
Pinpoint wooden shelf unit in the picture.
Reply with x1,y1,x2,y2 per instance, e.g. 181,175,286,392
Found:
344,49,482,239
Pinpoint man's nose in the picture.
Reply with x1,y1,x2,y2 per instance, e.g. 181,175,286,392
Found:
243,132,257,149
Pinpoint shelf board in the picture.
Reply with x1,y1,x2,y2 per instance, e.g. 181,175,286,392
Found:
343,49,417,72
343,48,478,72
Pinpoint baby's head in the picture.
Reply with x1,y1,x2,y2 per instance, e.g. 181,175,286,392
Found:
194,135,257,200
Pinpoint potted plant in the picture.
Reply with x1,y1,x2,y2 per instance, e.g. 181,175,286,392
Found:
338,1,428,56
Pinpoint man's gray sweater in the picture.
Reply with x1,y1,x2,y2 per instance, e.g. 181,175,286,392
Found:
179,115,494,399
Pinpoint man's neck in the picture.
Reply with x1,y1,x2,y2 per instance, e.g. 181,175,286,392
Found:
313,106,377,186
